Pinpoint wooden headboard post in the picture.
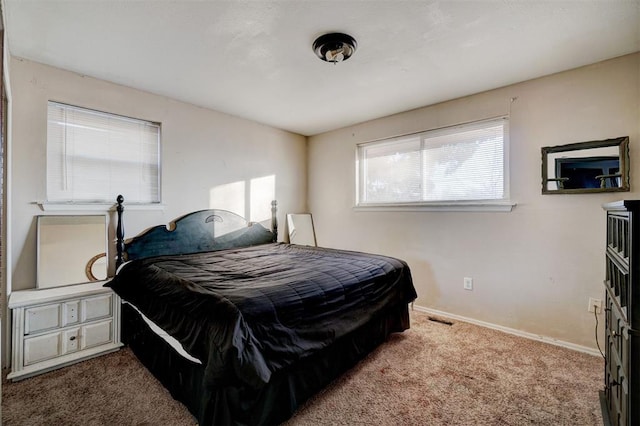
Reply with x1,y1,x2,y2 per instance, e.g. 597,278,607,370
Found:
271,200,278,243
115,195,125,269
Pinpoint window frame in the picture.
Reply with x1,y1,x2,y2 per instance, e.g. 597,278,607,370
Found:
45,101,162,207
355,117,515,212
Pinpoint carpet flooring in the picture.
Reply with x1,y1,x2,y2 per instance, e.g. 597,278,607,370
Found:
2,310,603,425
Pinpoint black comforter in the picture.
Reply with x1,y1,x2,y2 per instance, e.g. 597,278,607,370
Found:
106,243,416,390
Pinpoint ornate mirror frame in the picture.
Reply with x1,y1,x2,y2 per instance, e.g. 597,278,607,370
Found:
541,136,630,194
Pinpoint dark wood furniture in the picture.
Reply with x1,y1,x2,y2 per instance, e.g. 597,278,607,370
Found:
601,200,640,426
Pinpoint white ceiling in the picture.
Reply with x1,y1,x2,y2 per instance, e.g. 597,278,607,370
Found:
4,1,640,136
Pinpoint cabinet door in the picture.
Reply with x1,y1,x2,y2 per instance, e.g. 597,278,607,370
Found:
25,304,61,334
81,320,112,349
82,294,112,322
24,332,62,365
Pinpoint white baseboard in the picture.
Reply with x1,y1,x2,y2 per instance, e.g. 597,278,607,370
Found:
412,305,601,357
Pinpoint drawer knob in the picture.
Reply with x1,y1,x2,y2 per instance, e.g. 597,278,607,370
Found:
69,336,76,341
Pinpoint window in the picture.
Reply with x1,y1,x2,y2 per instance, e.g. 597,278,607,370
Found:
356,117,508,208
47,102,160,204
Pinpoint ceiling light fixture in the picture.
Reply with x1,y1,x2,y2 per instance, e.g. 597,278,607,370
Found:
312,33,357,64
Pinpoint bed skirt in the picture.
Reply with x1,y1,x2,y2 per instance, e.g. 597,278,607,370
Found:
121,301,411,425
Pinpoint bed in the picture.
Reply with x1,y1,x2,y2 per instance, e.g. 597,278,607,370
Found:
105,196,417,425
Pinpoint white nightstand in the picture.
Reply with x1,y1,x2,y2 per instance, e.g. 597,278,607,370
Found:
8,281,122,381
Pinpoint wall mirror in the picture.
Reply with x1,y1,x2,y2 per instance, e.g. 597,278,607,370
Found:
287,213,317,246
541,136,630,194
37,215,108,288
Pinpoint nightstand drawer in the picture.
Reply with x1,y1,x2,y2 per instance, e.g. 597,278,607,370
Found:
25,304,61,334
82,294,112,322
62,328,80,353
63,301,80,326
82,320,112,348
24,332,62,365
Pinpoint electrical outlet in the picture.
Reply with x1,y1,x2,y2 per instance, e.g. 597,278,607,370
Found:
463,277,473,290
588,297,602,314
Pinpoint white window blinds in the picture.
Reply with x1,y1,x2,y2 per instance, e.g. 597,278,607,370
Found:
47,102,161,204
357,117,507,205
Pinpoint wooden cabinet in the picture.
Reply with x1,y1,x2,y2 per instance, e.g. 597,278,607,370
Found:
8,281,122,381
601,200,640,426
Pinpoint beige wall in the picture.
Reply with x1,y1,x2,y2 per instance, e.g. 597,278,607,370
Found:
7,53,639,354
308,53,640,349
8,57,307,292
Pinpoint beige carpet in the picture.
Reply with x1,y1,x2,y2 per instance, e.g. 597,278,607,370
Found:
2,310,603,425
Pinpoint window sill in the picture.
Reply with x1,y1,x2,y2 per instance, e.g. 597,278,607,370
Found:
36,202,165,212
354,201,516,212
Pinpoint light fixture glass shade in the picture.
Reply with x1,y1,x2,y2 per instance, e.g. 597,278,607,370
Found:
313,33,357,63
